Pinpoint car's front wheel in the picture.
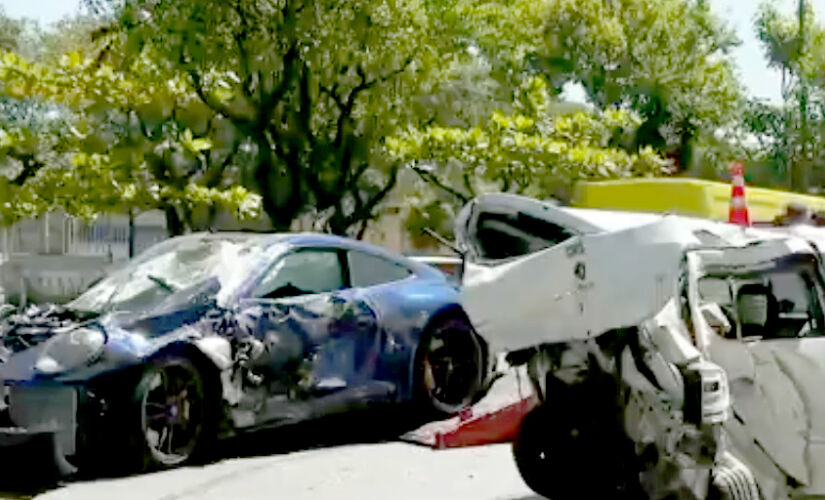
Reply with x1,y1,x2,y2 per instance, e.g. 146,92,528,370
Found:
131,355,210,470
415,313,485,416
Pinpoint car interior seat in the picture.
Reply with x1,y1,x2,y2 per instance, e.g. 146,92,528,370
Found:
735,283,776,339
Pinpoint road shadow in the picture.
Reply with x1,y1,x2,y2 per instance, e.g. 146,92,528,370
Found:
0,403,432,498
0,435,67,499
217,403,429,460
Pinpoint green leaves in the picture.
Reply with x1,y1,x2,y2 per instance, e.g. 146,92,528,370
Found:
107,0,460,235
388,75,673,239
0,0,761,239
59,50,83,69
389,76,671,186
181,128,212,153
749,1,825,191
450,0,742,171
0,33,260,231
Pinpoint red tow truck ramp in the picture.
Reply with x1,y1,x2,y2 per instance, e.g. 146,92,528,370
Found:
402,366,538,449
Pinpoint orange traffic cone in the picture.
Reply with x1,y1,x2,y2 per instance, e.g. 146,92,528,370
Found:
729,161,750,226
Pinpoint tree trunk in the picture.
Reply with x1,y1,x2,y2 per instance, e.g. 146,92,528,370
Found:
255,163,292,231
164,206,186,237
128,209,135,258
794,0,810,192
253,134,304,232
325,201,349,236
356,219,369,240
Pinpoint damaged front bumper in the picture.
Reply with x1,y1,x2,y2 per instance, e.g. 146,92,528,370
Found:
0,383,78,457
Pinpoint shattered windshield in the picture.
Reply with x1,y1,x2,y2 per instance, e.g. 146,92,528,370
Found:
67,236,275,314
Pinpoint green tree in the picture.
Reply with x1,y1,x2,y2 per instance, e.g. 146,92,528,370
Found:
0,7,23,53
449,0,743,173
0,46,261,235
387,76,672,241
103,0,462,236
752,1,825,192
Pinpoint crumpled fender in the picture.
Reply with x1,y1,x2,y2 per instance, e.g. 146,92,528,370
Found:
55,323,220,383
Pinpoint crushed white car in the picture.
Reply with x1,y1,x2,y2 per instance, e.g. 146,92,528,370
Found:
457,193,825,500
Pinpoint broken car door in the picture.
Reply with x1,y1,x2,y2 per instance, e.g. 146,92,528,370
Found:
454,197,587,353
237,247,375,423
694,245,825,494
341,249,416,396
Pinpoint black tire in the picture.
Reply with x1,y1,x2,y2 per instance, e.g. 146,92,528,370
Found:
512,404,555,499
127,355,212,471
415,313,485,416
512,391,645,500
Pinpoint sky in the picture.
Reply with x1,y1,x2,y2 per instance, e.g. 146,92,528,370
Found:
0,0,822,104
714,0,825,103
0,0,83,25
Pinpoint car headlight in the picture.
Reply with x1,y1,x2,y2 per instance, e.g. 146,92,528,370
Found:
34,326,107,376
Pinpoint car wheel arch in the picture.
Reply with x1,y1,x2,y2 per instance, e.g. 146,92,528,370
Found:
407,305,469,387
409,304,489,412
74,341,225,474
150,341,224,405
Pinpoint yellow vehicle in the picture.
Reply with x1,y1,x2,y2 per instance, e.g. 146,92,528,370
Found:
570,177,825,224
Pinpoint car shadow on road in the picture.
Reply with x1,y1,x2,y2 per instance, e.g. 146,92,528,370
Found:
0,403,432,499
0,435,68,499
216,403,430,460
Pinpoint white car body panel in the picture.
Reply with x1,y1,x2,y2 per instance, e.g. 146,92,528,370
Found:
458,193,825,499
456,194,780,353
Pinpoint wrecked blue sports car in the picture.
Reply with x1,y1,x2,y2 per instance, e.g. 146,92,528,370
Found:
0,232,487,474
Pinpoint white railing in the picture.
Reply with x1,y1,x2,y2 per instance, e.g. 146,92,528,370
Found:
64,217,130,260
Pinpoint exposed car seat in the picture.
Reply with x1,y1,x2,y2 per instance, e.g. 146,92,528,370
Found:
736,284,776,338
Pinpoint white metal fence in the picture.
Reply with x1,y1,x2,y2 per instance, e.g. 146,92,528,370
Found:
64,217,130,260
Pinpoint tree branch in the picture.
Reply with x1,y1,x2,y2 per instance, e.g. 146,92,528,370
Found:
315,56,416,210
462,170,476,198
9,154,41,186
356,218,370,240
345,163,400,229
347,160,371,191
189,68,246,124
410,163,470,203
231,0,256,99
204,147,236,188
257,42,300,128
323,56,415,148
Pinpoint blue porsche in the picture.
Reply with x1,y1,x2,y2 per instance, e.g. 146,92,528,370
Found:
0,232,488,474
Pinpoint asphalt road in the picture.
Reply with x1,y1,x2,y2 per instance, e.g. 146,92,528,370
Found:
34,443,537,500
0,408,538,500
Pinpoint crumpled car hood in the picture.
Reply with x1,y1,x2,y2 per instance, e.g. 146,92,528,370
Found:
0,296,221,380
0,304,97,356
